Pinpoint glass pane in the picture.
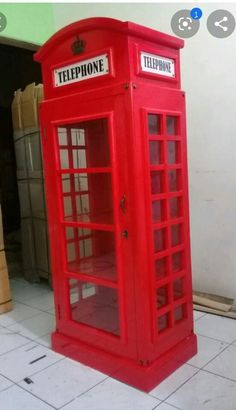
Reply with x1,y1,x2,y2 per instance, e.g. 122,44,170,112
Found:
76,194,90,216
168,141,179,164
156,285,168,308
172,251,184,272
152,200,166,223
157,313,170,333
66,227,75,240
67,243,76,262
78,227,92,236
148,114,161,135
154,228,167,253
171,224,182,247
151,171,164,194
57,119,110,168
62,173,88,194
60,149,69,169
63,196,72,218
168,170,181,192
61,173,113,225
155,257,168,280
69,279,120,335
149,141,162,165
166,116,177,135
61,174,71,193
66,228,117,281
72,149,87,168
174,304,186,323
173,277,184,300
169,197,181,219
71,128,85,146
58,127,68,145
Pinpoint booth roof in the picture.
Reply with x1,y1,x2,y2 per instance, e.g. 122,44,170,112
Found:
34,17,184,63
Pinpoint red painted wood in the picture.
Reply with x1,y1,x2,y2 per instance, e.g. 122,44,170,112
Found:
35,17,197,392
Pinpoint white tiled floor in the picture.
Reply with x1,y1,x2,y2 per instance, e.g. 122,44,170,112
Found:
1,278,236,409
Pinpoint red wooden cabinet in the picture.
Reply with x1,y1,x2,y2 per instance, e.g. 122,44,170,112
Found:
35,17,197,392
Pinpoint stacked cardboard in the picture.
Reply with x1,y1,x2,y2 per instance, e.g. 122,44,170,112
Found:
12,83,51,283
0,205,12,314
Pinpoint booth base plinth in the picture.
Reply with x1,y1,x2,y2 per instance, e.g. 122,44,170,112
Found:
52,331,197,392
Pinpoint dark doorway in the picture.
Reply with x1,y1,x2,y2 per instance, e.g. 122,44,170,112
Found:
0,43,41,233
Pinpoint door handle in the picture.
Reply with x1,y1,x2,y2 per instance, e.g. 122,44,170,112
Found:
122,230,128,238
120,195,127,214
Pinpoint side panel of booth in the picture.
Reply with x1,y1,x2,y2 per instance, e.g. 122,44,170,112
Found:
131,83,194,363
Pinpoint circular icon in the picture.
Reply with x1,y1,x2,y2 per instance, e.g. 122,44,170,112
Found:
207,10,235,38
191,8,203,20
0,13,7,33
171,10,200,39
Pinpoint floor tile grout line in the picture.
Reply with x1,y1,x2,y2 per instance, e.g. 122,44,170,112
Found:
200,367,236,384
16,356,66,384
13,303,55,317
159,334,236,403
0,328,55,358
0,373,15,394
0,340,32,358
193,313,207,322
34,333,53,347
11,284,52,294
0,328,45,342
0,321,64,380
15,381,58,409
161,401,182,410
151,404,162,410
147,363,202,401
195,331,234,344
0,309,50,328
185,337,234,372
153,398,182,409
0,326,53,350
164,401,184,410
195,332,231,344
58,397,76,409
163,347,236,406
13,291,53,299
3,314,55,340
0,338,73,392
152,405,162,410
12,298,54,316
200,337,236,371
58,375,110,409
155,367,201,403
11,280,51,290
0,338,57,363
0,371,57,409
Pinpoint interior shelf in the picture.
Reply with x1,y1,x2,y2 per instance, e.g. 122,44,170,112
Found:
68,251,117,282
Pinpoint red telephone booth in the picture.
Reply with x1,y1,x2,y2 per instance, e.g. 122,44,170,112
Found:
35,17,197,392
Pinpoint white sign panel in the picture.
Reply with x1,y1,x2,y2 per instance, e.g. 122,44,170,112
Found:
140,51,175,78
54,54,109,87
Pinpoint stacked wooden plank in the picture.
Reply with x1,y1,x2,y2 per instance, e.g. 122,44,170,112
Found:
0,205,12,314
193,290,236,319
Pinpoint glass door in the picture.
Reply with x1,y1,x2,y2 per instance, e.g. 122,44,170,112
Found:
41,89,136,359
58,119,119,335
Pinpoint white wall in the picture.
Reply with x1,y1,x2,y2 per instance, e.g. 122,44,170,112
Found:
53,3,236,299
